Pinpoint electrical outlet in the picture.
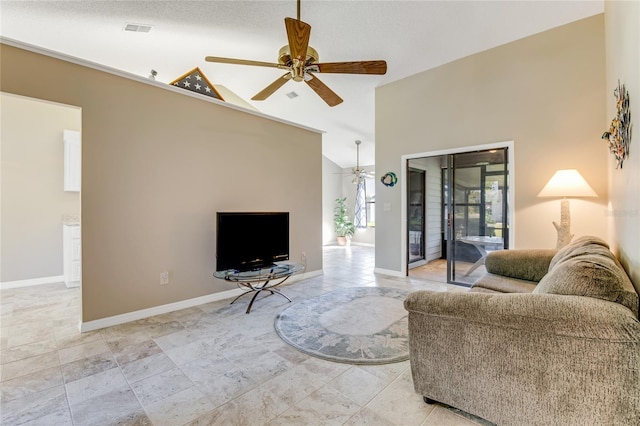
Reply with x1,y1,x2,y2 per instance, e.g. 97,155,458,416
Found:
160,271,169,285
301,251,307,266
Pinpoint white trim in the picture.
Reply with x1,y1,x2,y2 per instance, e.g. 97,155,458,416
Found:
408,259,429,269
0,37,324,136
290,269,323,282
403,141,514,161
322,242,375,248
1,275,64,290
79,269,322,332
1,92,82,111
373,267,405,278
400,141,516,276
349,242,375,247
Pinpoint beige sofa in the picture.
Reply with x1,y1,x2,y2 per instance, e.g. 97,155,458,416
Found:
404,236,640,425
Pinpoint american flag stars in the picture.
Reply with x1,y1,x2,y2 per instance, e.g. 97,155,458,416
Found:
169,67,224,101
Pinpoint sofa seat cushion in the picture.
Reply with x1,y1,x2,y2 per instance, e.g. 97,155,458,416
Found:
471,273,538,294
534,241,639,317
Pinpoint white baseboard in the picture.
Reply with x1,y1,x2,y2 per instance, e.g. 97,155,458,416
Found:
1,275,64,290
323,242,375,248
349,242,375,247
80,269,322,333
374,267,405,278
290,269,322,282
80,288,245,333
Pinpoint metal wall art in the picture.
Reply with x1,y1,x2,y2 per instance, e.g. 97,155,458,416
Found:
381,172,397,187
602,80,632,169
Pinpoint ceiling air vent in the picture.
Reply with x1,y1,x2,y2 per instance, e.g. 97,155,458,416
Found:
285,91,299,99
123,23,153,33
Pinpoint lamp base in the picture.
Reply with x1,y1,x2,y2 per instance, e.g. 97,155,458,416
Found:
552,199,574,249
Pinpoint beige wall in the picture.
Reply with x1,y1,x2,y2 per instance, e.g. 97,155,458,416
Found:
322,156,343,245
375,15,607,273
0,43,323,322
605,1,640,290
1,93,81,282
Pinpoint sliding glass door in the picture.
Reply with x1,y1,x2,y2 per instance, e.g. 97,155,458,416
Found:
445,148,508,285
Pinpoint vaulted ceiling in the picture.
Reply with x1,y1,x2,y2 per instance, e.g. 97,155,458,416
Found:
0,1,603,167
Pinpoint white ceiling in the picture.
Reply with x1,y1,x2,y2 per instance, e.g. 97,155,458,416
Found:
0,0,602,168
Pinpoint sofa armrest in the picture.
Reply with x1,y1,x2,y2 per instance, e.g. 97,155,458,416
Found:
404,290,640,425
484,249,556,282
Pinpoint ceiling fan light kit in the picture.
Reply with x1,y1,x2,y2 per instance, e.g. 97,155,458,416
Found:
204,0,387,106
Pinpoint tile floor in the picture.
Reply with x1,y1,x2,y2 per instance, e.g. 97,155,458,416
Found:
1,245,487,426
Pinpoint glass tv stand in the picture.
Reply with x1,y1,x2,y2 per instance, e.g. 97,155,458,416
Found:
213,262,304,313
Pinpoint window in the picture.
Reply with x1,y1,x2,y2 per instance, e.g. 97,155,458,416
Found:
365,178,375,227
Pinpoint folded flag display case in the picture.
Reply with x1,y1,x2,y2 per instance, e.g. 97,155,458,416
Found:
169,67,224,101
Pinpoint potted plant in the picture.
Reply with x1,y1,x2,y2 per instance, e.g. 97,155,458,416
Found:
334,197,355,246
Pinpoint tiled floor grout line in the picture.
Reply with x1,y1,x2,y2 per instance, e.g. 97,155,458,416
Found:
55,332,75,426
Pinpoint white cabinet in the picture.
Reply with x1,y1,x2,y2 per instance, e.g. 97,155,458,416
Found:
63,224,81,288
64,130,81,192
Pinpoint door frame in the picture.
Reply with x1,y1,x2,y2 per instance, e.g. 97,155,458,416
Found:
400,140,515,277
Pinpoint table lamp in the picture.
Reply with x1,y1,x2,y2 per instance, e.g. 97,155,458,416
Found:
538,169,597,249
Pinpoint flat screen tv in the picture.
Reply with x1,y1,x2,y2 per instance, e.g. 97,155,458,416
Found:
216,212,289,272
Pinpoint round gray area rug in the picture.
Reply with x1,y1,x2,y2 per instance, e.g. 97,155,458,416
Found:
275,287,410,364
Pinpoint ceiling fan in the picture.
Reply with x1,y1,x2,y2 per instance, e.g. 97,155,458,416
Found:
204,0,387,107
350,140,375,184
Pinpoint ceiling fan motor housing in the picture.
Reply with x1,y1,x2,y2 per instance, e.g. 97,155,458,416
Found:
279,45,319,81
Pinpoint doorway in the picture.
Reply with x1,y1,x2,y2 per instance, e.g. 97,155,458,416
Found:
0,93,81,328
407,146,510,286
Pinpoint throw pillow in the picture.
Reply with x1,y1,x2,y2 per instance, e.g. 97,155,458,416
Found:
549,235,610,270
534,253,629,308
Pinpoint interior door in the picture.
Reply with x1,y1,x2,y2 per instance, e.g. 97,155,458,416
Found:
446,148,508,285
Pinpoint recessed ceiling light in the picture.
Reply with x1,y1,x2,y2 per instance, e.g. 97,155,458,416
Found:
285,91,298,99
123,23,153,33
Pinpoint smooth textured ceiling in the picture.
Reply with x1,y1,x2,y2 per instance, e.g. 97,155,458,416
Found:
0,1,603,168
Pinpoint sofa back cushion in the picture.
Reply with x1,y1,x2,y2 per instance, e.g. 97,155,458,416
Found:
534,236,638,318
485,249,556,282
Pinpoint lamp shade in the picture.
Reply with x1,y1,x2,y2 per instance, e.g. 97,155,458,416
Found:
538,169,597,198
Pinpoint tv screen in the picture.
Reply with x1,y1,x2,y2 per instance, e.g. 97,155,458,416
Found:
216,212,290,272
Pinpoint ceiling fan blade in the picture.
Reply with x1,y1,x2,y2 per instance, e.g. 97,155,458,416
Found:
305,74,343,107
311,60,387,75
251,73,292,101
284,17,311,62
205,56,281,69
